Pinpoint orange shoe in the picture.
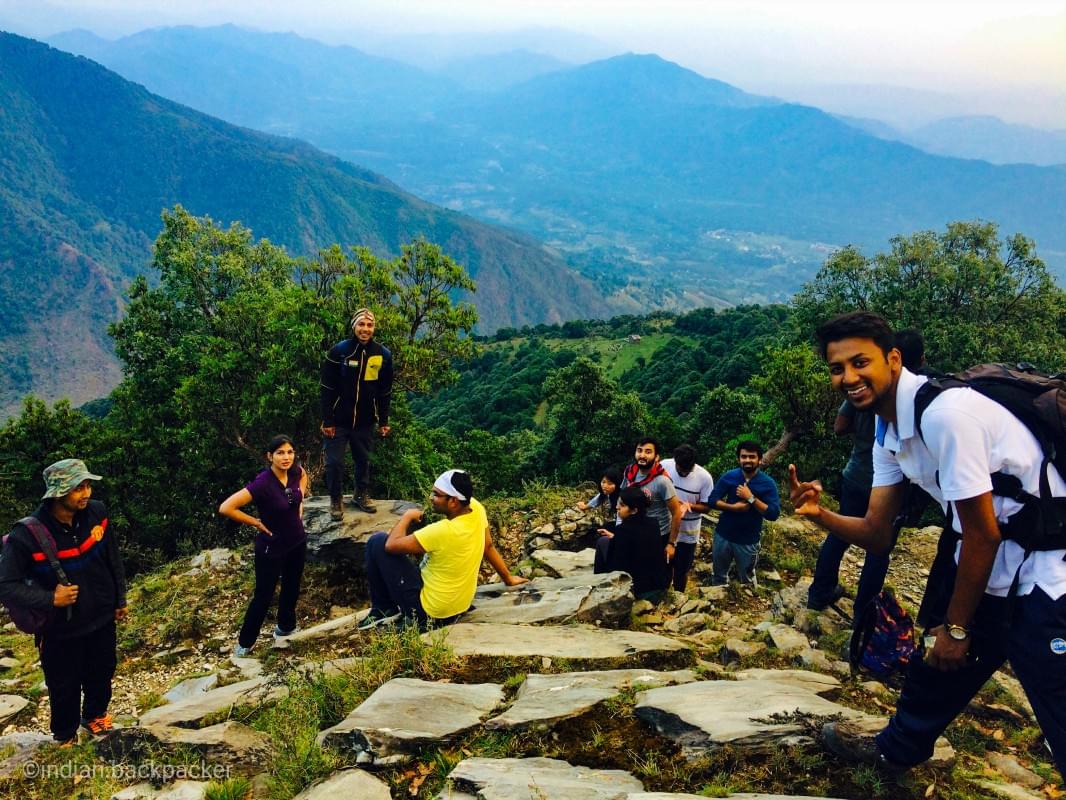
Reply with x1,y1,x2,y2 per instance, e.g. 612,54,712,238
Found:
84,713,113,735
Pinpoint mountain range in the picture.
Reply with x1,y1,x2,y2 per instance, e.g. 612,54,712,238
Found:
0,31,611,414
45,25,1066,306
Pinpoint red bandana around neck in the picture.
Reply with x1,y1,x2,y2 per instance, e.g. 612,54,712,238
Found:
624,461,665,487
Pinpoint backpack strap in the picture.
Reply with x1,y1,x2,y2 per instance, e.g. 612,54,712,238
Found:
18,517,70,585
18,517,73,622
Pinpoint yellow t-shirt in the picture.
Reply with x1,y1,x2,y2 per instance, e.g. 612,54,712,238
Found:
413,498,487,619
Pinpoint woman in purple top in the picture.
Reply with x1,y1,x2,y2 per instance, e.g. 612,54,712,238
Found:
219,435,309,656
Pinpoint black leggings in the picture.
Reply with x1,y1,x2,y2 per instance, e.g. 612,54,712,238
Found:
671,541,697,591
238,543,306,647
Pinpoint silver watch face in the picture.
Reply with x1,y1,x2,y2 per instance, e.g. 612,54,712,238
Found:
948,626,968,641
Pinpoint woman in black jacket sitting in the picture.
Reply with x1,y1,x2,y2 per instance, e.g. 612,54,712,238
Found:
593,485,671,602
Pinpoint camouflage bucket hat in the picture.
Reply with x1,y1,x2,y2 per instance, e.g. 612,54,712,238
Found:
42,459,102,499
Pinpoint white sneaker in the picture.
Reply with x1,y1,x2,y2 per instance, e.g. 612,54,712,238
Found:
233,644,253,657
273,625,297,638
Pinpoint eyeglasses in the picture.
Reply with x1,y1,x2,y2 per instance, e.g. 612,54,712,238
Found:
284,488,296,507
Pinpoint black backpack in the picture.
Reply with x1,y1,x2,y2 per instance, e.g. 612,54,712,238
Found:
913,363,1066,553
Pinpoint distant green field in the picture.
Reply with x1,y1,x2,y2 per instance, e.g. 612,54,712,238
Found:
493,331,694,381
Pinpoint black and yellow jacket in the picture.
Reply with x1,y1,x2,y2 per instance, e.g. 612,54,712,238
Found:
319,338,394,429
0,500,127,640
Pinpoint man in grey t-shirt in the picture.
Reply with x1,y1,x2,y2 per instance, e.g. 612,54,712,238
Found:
620,437,683,569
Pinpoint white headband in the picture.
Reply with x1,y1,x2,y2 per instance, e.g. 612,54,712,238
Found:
351,308,375,327
433,469,468,501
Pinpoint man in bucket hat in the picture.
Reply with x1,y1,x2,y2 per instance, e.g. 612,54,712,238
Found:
320,307,395,520
0,459,128,744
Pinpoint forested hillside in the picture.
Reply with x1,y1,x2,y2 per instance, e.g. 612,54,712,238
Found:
49,25,1066,309
0,32,611,413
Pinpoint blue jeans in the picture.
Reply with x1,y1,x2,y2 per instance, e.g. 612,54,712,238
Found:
323,425,373,498
809,475,889,621
876,587,1066,779
712,535,759,585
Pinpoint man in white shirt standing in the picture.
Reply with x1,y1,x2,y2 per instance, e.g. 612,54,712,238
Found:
790,311,1066,778
661,444,714,592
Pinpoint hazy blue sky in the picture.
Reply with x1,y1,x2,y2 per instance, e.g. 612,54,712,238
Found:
4,0,1065,127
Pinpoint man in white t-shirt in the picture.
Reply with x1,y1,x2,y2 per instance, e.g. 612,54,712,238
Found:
790,311,1066,778
661,444,714,591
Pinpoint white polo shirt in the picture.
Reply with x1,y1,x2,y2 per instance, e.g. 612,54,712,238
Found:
872,367,1066,599
661,459,714,544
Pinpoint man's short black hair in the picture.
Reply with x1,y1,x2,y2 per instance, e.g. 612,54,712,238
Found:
894,328,926,372
815,311,895,359
451,471,474,506
736,440,763,458
618,485,650,514
635,437,660,456
673,443,697,470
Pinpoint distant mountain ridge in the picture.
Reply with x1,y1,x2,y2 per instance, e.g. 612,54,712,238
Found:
46,24,1066,302
0,31,612,413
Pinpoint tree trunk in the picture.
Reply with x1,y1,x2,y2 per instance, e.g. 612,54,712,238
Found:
761,427,799,467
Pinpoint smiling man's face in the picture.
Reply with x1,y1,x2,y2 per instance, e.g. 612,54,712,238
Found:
825,337,900,413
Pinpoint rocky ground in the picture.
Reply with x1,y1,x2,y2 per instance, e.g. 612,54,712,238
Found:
0,494,1057,800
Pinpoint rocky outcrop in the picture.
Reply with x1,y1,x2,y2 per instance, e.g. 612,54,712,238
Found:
486,669,697,731
303,496,422,565
291,768,391,799
430,623,694,670
443,757,644,799
318,678,504,766
463,572,633,627
529,548,597,577
100,722,271,774
635,678,874,758
138,677,287,728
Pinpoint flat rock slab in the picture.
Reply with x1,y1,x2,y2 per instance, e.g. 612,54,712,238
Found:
733,668,840,694
765,624,810,654
464,572,633,627
635,679,872,757
431,623,693,670
162,675,218,705
486,669,698,731
138,677,287,728
444,757,644,800
112,781,209,800
0,731,53,778
102,722,270,774
0,694,29,725
530,548,596,577
319,678,504,764
293,768,391,799
972,782,1044,800
274,611,363,647
632,795,848,799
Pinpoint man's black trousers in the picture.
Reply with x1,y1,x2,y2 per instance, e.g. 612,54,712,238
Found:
39,620,117,741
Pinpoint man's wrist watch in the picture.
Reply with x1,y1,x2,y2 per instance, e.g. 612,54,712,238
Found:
746,495,756,505
945,622,970,641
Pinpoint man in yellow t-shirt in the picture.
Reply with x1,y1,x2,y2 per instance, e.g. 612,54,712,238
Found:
359,469,527,630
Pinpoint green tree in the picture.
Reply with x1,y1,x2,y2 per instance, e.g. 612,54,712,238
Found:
536,358,653,483
794,221,1066,372
98,207,479,567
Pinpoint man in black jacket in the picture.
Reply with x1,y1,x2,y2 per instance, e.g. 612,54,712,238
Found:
0,459,128,744
320,308,395,520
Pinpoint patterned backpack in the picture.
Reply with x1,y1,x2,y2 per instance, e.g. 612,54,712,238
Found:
849,590,918,681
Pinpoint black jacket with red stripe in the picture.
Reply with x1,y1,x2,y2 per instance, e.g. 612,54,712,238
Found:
0,500,127,640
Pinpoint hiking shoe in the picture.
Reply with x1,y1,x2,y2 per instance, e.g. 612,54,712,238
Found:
233,643,254,657
822,721,908,774
352,492,377,513
84,714,113,736
808,583,847,611
357,608,400,631
56,736,77,748
330,497,344,522
273,625,297,638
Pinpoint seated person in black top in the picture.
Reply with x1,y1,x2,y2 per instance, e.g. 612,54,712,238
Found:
593,486,671,602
